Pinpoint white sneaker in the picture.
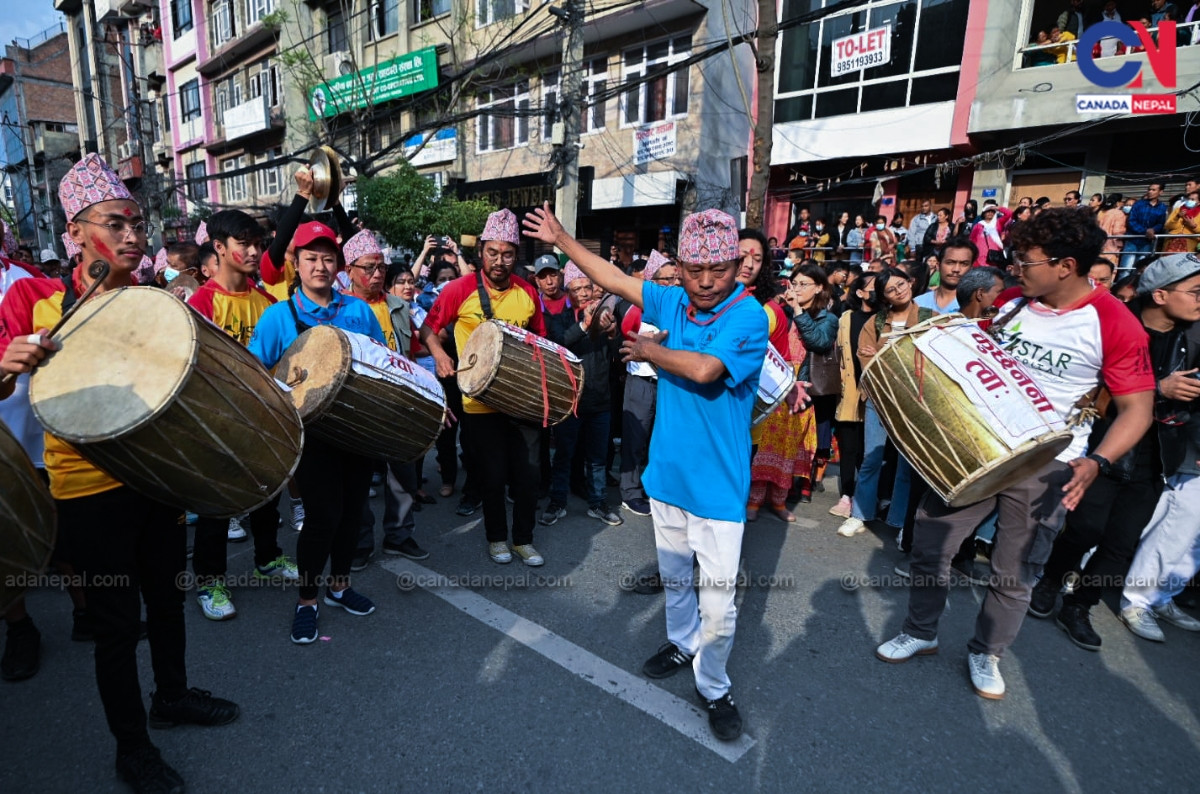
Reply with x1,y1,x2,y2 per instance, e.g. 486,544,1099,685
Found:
1152,600,1200,631
292,501,305,532
1120,606,1165,642
837,517,866,537
227,516,247,542
968,652,1005,700
875,633,938,663
196,584,236,621
828,495,852,518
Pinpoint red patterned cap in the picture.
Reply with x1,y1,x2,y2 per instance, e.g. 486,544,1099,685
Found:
481,209,520,245
1,220,15,257
58,153,135,221
677,209,738,265
194,221,209,244
562,261,586,285
643,250,670,280
61,232,81,259
154,247,170,275
343,229,382,265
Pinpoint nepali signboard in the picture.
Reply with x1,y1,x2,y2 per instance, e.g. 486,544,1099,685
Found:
633,121,676,165
830,25,891,78
308,47,438,121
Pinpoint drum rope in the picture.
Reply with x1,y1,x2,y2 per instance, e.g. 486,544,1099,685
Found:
521,331,553,427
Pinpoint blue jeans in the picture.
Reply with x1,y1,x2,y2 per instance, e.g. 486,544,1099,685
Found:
549,410,611,508
884,454,913,529
1120,237,1153,273
851,401,890,521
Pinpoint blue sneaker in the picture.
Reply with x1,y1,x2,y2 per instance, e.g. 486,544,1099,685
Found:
290,604,319,645
323,588,376,616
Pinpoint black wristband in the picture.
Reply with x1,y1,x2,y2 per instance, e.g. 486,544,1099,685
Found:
1087,453,1112,476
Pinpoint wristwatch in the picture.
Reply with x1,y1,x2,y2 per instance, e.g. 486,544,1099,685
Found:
1087,453,1113,476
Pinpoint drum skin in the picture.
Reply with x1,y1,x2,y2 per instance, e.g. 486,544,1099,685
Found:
275,325,446,461
0,421,56,614
860,314,1073,507
28,287,303,518
457,320,583,427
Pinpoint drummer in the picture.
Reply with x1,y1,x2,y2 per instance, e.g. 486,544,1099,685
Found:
247,221,387,644
523,203,767,742
341,228,430,565
419,209,549,566
0,153,239,791
874,207,1155,701
186,209,299,623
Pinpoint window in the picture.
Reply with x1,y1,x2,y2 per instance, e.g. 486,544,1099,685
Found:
774,0,969,123
542,71,559,140
245,0,277,25
251,60,280,107
257,148,283,197
162,98,172,133
215,84,228,123
621,36,691,127
212,0,235,47
477,0,527,27
185,161,207,202
222,157,247,203
413,0,450,24
583,57,608,133
180,79,202,122
477,80,530,152
326,2,348,53
371,0,400,39
171,0,194,38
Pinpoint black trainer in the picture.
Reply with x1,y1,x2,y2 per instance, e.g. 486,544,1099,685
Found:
1027,577,1059,619
1,616,40,681
1056,603,1102,651
383,537,429,560
642,642,693,679
71,608,95,642
697,689,744,741
115,745,184,794
148,687,240,729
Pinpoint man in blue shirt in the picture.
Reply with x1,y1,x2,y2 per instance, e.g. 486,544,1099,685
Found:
1122,182,1168,273
523,203,768,742
913,238,975,314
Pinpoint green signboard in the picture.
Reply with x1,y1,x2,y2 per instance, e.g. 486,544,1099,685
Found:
308,47,438,121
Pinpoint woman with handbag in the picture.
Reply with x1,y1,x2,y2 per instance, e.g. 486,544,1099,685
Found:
829,273,878,518
789,264,839,500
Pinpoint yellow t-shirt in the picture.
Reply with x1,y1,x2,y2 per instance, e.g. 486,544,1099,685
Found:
366,297,398,351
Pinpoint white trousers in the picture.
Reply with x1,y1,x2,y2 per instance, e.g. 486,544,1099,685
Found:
1121,473,1200,611
651,499,743,700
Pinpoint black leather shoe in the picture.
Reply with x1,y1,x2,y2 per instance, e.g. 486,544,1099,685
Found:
697,689,744,741
1056,603,1102,651
148,688,240,729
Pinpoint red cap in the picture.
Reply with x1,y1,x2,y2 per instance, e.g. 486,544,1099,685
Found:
292,221,338,251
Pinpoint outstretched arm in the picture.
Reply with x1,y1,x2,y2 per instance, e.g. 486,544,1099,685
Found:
523,203,644,308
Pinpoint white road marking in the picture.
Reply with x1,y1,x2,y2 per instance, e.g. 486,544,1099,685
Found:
442,518,482,536
380,557,756,763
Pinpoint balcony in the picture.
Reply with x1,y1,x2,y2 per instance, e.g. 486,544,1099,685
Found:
223,95,270,142
197,5,279,77
179,115,206,149
54,0,83,12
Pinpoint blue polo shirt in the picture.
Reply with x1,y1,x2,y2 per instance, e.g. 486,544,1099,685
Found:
248,289,386,369
913,290,959,314
641,281,769,522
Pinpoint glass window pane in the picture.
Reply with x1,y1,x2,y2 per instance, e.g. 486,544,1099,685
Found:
863,1,916,80
915,0,971,72
774,94,813,123
672,68,688,115
777,0,819,93
624,82,639,124
647,41,669,62
909,73,959,104
817,11,865,88
625,50,642,68
860,79,908,112
813,87,858,118
645,69,668,122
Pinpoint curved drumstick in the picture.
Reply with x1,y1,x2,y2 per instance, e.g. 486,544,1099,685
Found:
0,260,111,385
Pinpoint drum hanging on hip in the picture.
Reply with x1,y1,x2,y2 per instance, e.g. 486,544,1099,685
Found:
29,287,304,517
860,314,1072,507
752,344,795,426
0,421,56,614
276,325,447,461
457,320,584,426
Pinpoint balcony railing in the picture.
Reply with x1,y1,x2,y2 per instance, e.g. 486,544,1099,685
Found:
1018,21,1200,69
222,95,270,142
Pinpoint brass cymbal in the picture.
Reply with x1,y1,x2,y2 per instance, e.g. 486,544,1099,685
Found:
308,145,343,213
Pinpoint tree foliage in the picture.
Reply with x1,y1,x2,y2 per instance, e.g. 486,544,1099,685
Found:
358,161,497,251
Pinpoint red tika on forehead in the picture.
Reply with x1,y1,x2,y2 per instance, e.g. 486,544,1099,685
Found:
123,207,134,217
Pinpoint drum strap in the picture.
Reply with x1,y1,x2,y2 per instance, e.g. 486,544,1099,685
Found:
59,274,78,312
519,329,580,427
287,298,314,336
475,272,495,320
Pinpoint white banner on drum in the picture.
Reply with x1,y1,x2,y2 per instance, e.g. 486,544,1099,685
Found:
757,345,793,409
343,330,446,406
913,324,1066,450
496,321,582,362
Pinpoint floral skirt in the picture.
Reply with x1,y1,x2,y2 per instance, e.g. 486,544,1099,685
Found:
750,404,817,492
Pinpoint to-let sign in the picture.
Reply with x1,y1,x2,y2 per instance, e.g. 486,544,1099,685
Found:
830,25,891,77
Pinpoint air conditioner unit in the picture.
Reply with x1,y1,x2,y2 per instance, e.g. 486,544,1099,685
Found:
117,141,136,160
324,51,355,80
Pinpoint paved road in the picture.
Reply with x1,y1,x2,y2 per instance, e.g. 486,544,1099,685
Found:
3,465,1199,792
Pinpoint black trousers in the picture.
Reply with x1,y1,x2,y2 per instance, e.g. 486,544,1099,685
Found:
59,486,188,756
835,420,865,499
460,411,539,545
293,437,373,601
1043,468,1164,608
192,494,283,581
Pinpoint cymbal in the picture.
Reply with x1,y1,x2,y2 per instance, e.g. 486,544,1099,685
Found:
308,145,343,213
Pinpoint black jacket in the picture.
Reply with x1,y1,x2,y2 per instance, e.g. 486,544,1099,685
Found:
563,310,620,415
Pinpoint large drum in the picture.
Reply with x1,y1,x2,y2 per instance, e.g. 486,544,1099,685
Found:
860,314,1073,507
752,344,795,426
276,324,446,461
0,420,55,614
29,287,303,518
457,320,584,426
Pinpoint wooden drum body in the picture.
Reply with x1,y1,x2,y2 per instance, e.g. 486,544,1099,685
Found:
0,421,56,614
29,287,303,517
457,320,583,426
752,344,794,427
276,325,447,461
860,314,1073,507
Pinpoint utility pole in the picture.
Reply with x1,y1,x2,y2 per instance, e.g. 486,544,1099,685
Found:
745,0,778,231
553,0,584,236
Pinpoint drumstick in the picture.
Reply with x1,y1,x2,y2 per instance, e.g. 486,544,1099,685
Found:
0,260,111,386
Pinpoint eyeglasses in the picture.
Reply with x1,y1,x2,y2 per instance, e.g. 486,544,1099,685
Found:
883,282,910,296
792,281,817,288
76,218,154,238
1164,287,1200,300
350,263,387,274
1014,255,1061,269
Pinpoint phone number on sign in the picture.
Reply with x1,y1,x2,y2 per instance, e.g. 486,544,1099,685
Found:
833,50,886,76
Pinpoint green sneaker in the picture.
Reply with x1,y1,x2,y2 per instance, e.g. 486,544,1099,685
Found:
255,555,300,582
197,583,236,621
